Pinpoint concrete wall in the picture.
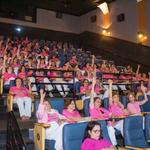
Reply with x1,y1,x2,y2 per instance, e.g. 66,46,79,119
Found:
80,0,150,46
0,8,80,34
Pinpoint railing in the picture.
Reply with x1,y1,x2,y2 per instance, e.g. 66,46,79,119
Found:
26,68,76,99
7,111,26,150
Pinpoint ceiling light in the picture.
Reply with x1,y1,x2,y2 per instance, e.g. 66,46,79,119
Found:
97,2,109,14
136,0,143,2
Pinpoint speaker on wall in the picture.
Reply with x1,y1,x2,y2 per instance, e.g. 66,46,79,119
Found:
56,12,63,19
117,13,125,22
90,15,97,23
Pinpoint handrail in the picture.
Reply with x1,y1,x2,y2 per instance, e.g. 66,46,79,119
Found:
6,111,26,150
27,68,76,99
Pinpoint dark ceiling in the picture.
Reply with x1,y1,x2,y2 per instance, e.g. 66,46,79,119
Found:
0,0,116,16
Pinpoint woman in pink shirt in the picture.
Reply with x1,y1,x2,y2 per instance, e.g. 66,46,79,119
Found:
127,86,148,115
89,75,118,146
81,121,115,150
36,89,66,150
2,66,16,86
80,79,91,100
9,77,32,120
89,77,111,120
62,99,83,123
108,80,128,117
108,79,128,136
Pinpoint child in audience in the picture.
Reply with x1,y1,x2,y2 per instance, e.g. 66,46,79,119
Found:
127,85,148,115
81,121,116,150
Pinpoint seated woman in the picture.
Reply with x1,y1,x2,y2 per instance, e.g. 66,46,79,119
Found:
127,85,148,115
36,89,66,150
9,77,32,120
81,121,116,150
89,75,118,146
108,79,129,117
62,99,84,123
80,79,91,101
108,79,129,136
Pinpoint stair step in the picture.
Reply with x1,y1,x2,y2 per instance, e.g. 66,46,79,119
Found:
0,137,34,150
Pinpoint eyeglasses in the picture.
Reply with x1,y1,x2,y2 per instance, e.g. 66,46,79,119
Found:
92,130,101,133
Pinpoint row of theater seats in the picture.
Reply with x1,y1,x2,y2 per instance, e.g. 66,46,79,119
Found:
33,97,150,150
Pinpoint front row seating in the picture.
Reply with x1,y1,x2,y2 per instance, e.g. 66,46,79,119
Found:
124,115,150,149
34,120,110,150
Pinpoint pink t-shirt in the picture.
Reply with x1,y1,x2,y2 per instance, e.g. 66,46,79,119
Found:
81,138,112,150
18,72,26,79
102,74,113,79
90,106,111,119
9,86,29,98
3,72,16,82
62,109,80,118
109,103,125,116
80,85,91,94
47,112,59,122
127,102,141,115
37,104,60,124
94,84,102,94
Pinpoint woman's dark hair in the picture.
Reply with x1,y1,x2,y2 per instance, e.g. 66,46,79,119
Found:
82,121,102,142
15,77,23,86
82,79,89,85
94,97,101,103
64,99,76,109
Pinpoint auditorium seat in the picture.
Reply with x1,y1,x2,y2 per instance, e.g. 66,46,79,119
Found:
124,115,150,149
34,97,64,114
34,119,110,150
145,114,150,142
138,95,150,112
63,120,110,150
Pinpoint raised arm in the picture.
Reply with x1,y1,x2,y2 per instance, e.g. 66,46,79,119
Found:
139,85,148,105
135,64,140,78
108,79,113,105
39,89,46,104
2,55,6,74
91,55,95,67
90,69,96,108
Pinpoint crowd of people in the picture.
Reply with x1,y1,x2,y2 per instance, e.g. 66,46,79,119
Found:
0,35,150,149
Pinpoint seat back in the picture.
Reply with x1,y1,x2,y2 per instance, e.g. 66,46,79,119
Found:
120,96,128,108
83,98,90,117
63,120,110,150
34,98,64,114
145,114,150,141
138,95,150,112
50,98,64,114
124,115,148,148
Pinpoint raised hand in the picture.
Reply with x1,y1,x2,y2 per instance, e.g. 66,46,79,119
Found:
108,79,113,85
40,89,46,103
141,85,147,92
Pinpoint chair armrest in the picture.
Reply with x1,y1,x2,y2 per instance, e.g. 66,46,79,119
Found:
28,93,35,102
125,146,144,150
34,123,51,150
142,112,150,115
35,123,51,128
112,116,126,119
7,93,13,112
75,99,83,110
0,78,3,95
